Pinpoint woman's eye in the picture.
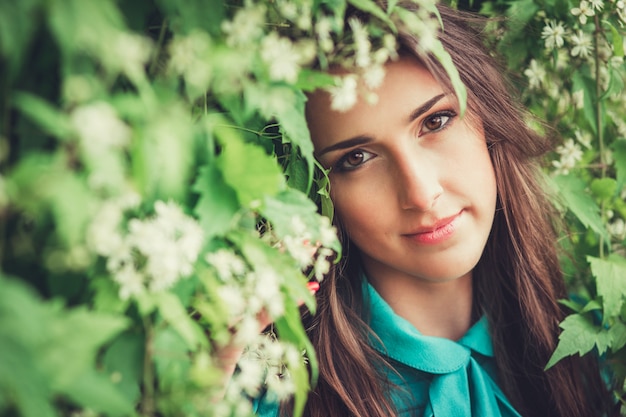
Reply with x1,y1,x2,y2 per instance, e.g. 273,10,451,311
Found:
336,149,374,171
421,111,456,134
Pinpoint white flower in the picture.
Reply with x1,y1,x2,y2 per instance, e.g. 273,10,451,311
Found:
206,249,247,281
589,0,604,10
552,139,583,174
329,75,358,112
217,285,247,321
313,247,333,281
574,130,592,148
363,65,386,89
234,357,265,396
571,1,595,25
318,216,338,247
524,59,546,90
261,32,302,84
283,235,316,268
315,16,334,52
87,202,125,256
541,20,566,50
608,218,626,238
570,30,593,58
168,31,212,90
349,18,372,68
111,32,153,80
71,102,131,151
221,5,266,47
113,264,145,300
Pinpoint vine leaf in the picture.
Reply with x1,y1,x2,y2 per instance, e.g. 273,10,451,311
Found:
193,164,239,239
588,255,626,322
611,139,626,191
217,133,286,207
551,174,610,243
545,314,609,369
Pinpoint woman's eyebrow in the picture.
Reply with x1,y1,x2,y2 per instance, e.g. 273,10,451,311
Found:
316,135,372,157
316,93,447,157
408,93,446,122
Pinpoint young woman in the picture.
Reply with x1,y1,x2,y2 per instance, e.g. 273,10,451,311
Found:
249,4,614,417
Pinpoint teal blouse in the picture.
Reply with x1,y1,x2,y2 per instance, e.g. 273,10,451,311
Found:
254,283,522,417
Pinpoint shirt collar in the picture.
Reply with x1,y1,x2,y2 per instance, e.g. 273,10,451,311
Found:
364,281,494,374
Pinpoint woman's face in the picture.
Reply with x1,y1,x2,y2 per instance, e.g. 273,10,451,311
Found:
306,57,497,286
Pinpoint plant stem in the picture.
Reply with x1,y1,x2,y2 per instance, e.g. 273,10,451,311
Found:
593,14,608,259
141,315,156,417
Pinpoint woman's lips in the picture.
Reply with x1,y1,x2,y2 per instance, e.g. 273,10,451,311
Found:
404,211,462,245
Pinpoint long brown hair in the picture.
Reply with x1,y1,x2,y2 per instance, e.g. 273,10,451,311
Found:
290,4,614,417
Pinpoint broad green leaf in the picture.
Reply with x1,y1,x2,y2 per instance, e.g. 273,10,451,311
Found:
546,313,605,369
276,90,315,193
590,177,617,202
12,92,73,140
572,72,597,135
613,140,626,191
217,134,285,207
153,326,192,390
156,291,207,350
103,332,144,404
609,320,626,352
192,163,239,238
606,20,625,57
552,175,610,243
588,255,626,321
62,369,134,417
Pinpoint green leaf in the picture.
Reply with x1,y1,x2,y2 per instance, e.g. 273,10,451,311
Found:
609,320,626,352
62,370,134,417
606,20,625,57
217,133,285,207
192,163,239,238
613,140,626,191
590,177,617,202
103,332,144,404
572,72,597,135
428,41,468,116
12,92,73,140
276,90,315,193
155,291,207,350
552,175,610,242
588,255,626,321
348,0,396,32
545,313,604,369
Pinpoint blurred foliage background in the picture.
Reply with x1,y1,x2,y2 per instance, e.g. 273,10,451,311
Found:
0,0,625,416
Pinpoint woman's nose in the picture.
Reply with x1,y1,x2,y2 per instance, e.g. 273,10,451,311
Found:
394,154,443,211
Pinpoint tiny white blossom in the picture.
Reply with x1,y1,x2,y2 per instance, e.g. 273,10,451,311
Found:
575,130,592,148
552,139,583,174
313,247,334,281
524,59,546,90
318,216,338,247
111,32,153,80
541,20,567,50
221,5,266,46
329,75,358,112
589,0,604,10
315,16,334,52
217,285,247,321
349,18,372,68
571,1,595,25
206,249,247,281
570,30,593,58
363,65,386,89
234,357,265,396
71,102,131,151
261,32,302,84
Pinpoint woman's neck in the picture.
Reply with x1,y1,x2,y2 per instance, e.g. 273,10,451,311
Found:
367,271,474,341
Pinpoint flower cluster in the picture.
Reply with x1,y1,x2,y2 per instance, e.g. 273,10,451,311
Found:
88,199,204,299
